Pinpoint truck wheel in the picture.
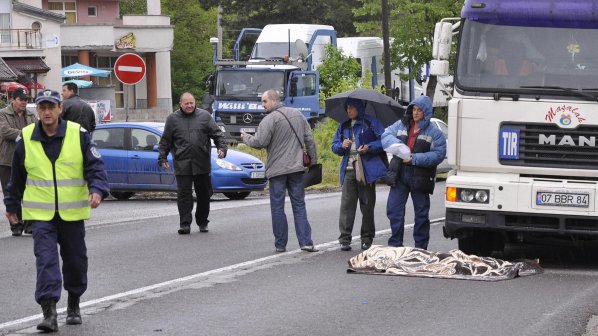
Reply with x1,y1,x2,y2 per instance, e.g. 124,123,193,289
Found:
223,191,250,200
458,231,495,257
110,191,135,200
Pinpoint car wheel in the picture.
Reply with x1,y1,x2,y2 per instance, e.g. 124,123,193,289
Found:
110,191,135,200
223,191,250,200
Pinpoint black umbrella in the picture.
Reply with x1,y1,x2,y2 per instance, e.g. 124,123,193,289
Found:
325,89,406,127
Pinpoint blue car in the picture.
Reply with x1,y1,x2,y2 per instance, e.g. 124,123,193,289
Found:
92,122,267,200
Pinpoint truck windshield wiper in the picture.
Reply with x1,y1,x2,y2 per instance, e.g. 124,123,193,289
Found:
520,85,598,102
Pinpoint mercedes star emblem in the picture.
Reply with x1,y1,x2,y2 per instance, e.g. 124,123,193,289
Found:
242,113,253,124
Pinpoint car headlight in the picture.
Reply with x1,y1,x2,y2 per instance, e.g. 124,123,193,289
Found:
215,158,241,171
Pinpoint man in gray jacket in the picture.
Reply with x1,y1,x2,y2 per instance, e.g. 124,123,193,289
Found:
158,92,227,234
241,89,318,253
0,88,36,236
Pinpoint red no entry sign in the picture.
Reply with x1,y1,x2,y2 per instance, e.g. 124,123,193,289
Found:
114,53,146,85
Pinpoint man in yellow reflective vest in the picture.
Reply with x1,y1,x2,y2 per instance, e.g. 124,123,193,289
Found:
3,89,109,332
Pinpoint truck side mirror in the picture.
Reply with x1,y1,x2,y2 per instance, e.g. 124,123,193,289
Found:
430,22,454,76
206,74,215,95
290,76,298,97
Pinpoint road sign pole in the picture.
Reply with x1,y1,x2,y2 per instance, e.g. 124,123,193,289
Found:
125,85,129,122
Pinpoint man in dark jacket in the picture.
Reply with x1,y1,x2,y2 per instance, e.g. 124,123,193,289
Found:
158,92,227,234
4,89,109,332
61,82,96,133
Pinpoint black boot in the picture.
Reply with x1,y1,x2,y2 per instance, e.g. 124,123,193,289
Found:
37,298,58,332
66,294,82,325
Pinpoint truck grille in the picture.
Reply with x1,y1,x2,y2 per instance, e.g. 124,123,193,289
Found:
500,123,598,169
219,113,267,126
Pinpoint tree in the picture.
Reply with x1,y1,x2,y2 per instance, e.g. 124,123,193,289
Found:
200,1,362,38
317,44,362,98
354,0,463,81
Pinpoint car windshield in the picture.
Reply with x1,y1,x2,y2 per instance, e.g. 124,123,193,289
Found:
456,20,598,95
216,70,285,98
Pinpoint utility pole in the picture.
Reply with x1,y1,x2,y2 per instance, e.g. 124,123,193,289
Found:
382,0,392,97
217,4,223,60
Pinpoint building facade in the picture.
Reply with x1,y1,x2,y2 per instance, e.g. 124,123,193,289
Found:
0,0,173,121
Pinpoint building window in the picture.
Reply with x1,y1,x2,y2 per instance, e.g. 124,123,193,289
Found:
48,1,77,24
88,6,96,17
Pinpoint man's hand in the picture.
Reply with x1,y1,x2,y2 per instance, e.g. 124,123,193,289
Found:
240,131,247,137
342,139,352,149
403,154,413,164
89,193,102,209
160,161,170,169
5,212,18,225
357,144,369,155
217,149,225,159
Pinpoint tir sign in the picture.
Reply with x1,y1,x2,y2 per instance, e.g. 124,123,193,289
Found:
499,128,519,159
114,53,146,85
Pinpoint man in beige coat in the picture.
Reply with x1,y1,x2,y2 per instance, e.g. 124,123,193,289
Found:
0,88,37,236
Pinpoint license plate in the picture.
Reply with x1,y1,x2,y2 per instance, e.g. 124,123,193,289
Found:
536,191,590,208
240,128,255,133
251,171,265,178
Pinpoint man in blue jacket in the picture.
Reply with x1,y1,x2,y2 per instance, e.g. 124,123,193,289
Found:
4,89,109,332
382,95,446,250
332,98,388,251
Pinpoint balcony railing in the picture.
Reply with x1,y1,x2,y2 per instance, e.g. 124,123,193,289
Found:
0,29,42,49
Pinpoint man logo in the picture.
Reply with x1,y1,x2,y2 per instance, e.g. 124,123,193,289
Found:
242,113,253,124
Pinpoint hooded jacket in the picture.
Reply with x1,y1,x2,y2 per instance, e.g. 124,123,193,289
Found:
331,98,387,184
381,95,446,193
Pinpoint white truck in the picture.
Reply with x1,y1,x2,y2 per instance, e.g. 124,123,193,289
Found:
431,0,598,256
337,36,451,108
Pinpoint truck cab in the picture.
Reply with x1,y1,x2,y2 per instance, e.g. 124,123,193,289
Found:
210,24,336,142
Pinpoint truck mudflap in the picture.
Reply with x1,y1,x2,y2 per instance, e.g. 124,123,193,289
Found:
445,208,598,238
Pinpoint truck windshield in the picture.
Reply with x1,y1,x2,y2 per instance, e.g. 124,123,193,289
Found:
456,20,598,95
251,43,298,60
216,71,285,98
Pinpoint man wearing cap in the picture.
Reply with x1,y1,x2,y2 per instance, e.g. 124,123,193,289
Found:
3,89,109,332
0,87,36,236
61,82,96,133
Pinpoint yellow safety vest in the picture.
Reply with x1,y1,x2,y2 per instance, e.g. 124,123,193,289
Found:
22,121,90,221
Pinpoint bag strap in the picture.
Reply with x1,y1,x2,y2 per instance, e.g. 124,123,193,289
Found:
276,110,304,149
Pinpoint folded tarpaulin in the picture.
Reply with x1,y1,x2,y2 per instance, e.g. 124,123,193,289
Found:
347,246,543,281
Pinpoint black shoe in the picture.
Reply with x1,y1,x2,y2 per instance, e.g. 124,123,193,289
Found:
340,244,352,251
10,222,23,237
199,225,209,233
361,242,372,250
23,221,32,235
37,299,58,332
177,226,191,235
66,295,82,325
275,247,286,253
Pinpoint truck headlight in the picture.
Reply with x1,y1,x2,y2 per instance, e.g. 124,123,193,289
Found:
215,158,241,171
446,187,490,204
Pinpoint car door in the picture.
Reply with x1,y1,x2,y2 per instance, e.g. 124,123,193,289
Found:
92,127,127,185
127,127,163,186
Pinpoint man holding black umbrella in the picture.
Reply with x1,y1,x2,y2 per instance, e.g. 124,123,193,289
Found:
331,98,387,251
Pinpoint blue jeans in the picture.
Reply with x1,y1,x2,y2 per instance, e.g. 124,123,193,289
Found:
268,171,313,249
32,218,88,303
386,166,431,249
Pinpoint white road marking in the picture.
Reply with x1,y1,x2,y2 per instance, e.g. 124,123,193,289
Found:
0,217,444,331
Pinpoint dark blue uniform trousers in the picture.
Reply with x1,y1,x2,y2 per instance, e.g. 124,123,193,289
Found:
32,217,87,303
